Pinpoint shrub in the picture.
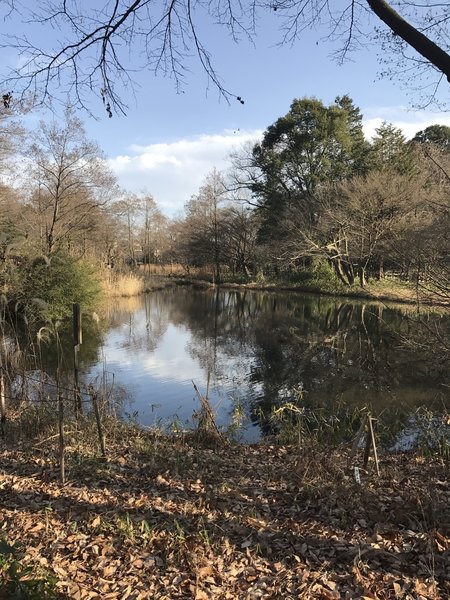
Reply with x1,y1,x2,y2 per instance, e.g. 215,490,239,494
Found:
309,260,341,286
20,253,101,322
0,538,61,599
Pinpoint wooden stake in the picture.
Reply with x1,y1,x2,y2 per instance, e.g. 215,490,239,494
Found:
363,421,372,470
368,417,380,477
361,413,380,476
58,392,65,484
0,371,6,439
90,388,107,459
350,414,368,459
73,303,83,418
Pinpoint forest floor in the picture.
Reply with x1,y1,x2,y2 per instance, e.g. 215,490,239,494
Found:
1,420,449,599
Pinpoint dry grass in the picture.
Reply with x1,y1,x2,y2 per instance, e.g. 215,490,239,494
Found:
137,263,186,276
101,272,145,298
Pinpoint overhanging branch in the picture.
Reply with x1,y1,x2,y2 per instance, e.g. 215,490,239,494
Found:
367,0,450,81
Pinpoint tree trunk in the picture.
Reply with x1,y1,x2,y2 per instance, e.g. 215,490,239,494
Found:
331,257,350,285
359,267,367,287
0,371,6,438
342,261,355,286
378,257,384,280
367,0,450,82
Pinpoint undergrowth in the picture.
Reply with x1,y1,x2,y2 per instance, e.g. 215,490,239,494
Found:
0,539,62,600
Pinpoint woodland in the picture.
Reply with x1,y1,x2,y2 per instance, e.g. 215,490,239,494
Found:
0,0,449,598
1,97,449,320
0,92,449,600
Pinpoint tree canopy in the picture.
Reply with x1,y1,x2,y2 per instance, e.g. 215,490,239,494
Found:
412,125,450,150
251,95,369,239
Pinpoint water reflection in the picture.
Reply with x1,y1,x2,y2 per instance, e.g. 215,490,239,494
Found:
80,288,449,441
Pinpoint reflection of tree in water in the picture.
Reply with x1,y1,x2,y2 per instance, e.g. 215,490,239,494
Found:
101,294,169,354
248,298,448,431
184,289,257,383
163,288,448,433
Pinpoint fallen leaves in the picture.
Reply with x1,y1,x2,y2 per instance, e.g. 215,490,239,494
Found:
0,432,449,599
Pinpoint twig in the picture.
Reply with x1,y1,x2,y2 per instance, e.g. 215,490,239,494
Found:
191,380,226,444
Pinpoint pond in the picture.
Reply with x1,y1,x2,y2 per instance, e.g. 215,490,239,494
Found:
75,286,449,442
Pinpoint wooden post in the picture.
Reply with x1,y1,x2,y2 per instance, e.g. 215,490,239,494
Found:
90,387,107,459
361,413,380,477
368,417,380,477
0,370,6,439
350,414,368,459
73,303,83,417
58,391,65,484
363,422,372,469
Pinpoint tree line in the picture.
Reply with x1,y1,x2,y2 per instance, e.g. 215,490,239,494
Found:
0,96,449,324
178,96,450,297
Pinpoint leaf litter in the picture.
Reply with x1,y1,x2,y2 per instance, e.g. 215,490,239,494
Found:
0,425,449,599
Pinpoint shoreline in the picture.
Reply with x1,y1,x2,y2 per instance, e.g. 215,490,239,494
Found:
105,272,449,309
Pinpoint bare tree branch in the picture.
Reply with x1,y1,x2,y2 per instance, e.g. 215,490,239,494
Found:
0,1,449,113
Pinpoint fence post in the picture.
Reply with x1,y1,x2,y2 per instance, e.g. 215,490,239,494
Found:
90,387,107,459
73,303,83,417
0,370,6,439
58,391,65,484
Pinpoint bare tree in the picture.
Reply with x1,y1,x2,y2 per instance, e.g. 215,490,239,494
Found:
25,108,117,255
111,194,144,265
139,195,170,267
181,169,228,282
0,1,449,113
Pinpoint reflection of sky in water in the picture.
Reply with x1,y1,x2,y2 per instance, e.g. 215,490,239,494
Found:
97,324,204,384
81,289,448,444
83,309,260,442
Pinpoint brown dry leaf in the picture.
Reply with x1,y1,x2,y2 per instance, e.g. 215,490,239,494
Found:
393,581,402,596
414,580,436,597
434,530,448,549
102,564,117,577
2,432,450,599
91,514,101,528
197,565,214,579
319,589,341,599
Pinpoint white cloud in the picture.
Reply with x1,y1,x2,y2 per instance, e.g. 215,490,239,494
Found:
108,129,262,216
108,107,450,217
362,105,450,140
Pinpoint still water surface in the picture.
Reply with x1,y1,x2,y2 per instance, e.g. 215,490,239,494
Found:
79,287,449,441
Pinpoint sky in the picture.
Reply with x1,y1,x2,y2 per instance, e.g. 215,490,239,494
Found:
2,2,450,216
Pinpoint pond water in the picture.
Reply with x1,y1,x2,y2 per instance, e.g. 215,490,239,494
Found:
76,286,449,442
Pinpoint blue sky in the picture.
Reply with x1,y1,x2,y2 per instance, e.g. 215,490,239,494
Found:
2,2,450,215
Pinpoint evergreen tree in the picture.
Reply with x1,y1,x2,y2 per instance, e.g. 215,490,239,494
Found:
251,96,370,240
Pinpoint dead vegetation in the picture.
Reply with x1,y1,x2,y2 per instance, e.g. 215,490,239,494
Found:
0,416,449,599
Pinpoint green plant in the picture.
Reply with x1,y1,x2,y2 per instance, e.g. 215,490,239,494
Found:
309,260,342,288
116,513,136,541
20,252,101,322
255,270,266,284
271,401,306,447
173,519,186,543
226,397,246,439
0,539,61,599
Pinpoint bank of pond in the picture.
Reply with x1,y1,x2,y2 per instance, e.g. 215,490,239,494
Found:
0,286,448,451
